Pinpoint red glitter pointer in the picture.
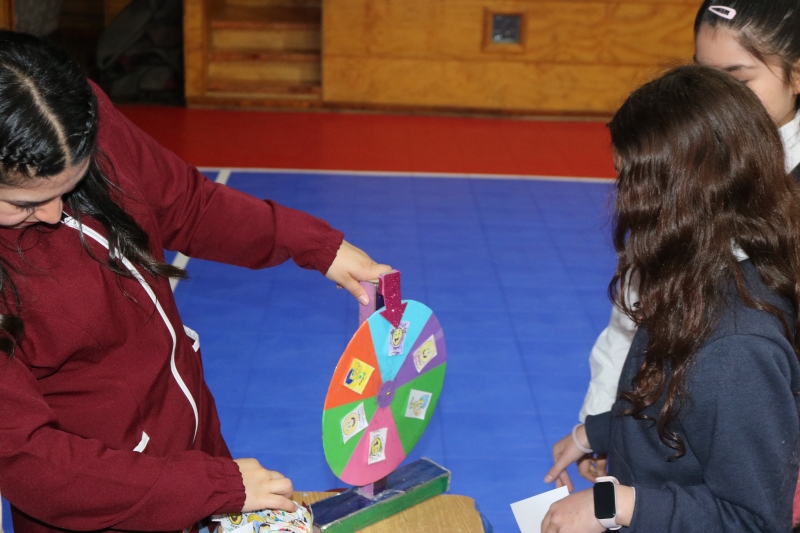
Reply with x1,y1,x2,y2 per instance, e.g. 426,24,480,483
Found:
378,270,407,328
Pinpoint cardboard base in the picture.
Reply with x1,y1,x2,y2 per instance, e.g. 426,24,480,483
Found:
310,458,450,533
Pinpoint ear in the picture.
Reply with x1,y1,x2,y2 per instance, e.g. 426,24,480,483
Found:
791,59,800,95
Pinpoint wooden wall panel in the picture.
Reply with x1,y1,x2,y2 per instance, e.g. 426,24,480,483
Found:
322,0,698,113
184,0,209,99
0,0,13,30
324,57,661,112
212,27,321,50
208,60,320,83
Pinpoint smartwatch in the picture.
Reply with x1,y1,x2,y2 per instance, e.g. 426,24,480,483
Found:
593,475,621,530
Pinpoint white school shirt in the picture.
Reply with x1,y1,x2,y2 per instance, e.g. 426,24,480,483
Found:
780,109,800,174
577,114,800,422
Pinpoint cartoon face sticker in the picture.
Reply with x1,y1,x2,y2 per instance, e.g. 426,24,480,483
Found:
410,396,428,414
367,427,387,464
405,389,433,420
391,328,404,346
413,335,438,372
343,358,375,394
388,321,410,356
341,402,368,443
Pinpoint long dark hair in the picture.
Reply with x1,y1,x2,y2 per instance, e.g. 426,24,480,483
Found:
695,0,800,90
609,64,800,457
0,31,184,354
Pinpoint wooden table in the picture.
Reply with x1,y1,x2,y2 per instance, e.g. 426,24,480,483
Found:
294,491,485,533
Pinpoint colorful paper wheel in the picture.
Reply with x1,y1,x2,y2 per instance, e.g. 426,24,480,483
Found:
322,300,446,486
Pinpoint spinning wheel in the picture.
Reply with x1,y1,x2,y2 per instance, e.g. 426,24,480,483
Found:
311,272,450,532
322,300,446,486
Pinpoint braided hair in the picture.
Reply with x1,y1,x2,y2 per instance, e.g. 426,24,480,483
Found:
0,31,184,355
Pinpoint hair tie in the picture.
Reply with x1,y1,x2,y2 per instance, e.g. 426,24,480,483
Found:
708,5,737,20
572,424,593,455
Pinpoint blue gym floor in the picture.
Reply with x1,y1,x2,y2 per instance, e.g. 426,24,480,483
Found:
3,170,617,533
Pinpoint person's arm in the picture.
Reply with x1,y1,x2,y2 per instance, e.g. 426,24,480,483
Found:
92,83,390,301
0,352,247,531
541,417,633,532
541,484,635,532
580,305,637,422
629,334,798,532
92,83,341,272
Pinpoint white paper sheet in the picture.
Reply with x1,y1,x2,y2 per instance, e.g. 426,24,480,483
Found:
510,486,570,533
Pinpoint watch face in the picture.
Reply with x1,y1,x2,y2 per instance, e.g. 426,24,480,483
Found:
594,481,617,519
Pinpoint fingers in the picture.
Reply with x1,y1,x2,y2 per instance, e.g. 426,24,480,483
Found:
544,448,578,484
337,274,372,305
255,477,296,510
550,440,566,463
235,458,296,513
595,456,608,477
578,456,598,483
242,477,297,512
325,241,392,305
577,454,607,482
541,508,552,533
553,469,573,492
545,431,591,485
558,470,574,493
265,475,293,497
257,494,297,513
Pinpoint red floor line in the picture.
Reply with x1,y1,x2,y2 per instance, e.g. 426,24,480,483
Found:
119,106,616,179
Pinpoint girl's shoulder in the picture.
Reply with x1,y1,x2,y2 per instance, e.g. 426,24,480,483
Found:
691,260,799,382
690,279,800,403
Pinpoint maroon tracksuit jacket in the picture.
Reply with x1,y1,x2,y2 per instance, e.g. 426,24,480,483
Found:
0,84,344,533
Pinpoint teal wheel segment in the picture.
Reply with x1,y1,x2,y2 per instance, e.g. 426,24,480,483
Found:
367,300,433,384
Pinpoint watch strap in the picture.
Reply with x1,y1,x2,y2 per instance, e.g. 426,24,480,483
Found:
599,517,622,531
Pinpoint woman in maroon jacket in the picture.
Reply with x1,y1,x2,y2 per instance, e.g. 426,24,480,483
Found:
0,31,389,533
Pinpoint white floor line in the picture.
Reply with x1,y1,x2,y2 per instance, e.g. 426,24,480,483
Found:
170,168,232,292
196,166,614,183
214,168,232,186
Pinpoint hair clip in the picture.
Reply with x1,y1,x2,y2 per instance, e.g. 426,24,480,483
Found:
708,6,737,20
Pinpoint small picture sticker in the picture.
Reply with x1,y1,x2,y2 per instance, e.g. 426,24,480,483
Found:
368,428,387,464
413,335,438,372
388,321,410,356
341,403,369,443
405,389,433,420
343,358,375,395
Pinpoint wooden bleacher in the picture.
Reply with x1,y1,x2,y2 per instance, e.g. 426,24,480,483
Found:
185,0,322,108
